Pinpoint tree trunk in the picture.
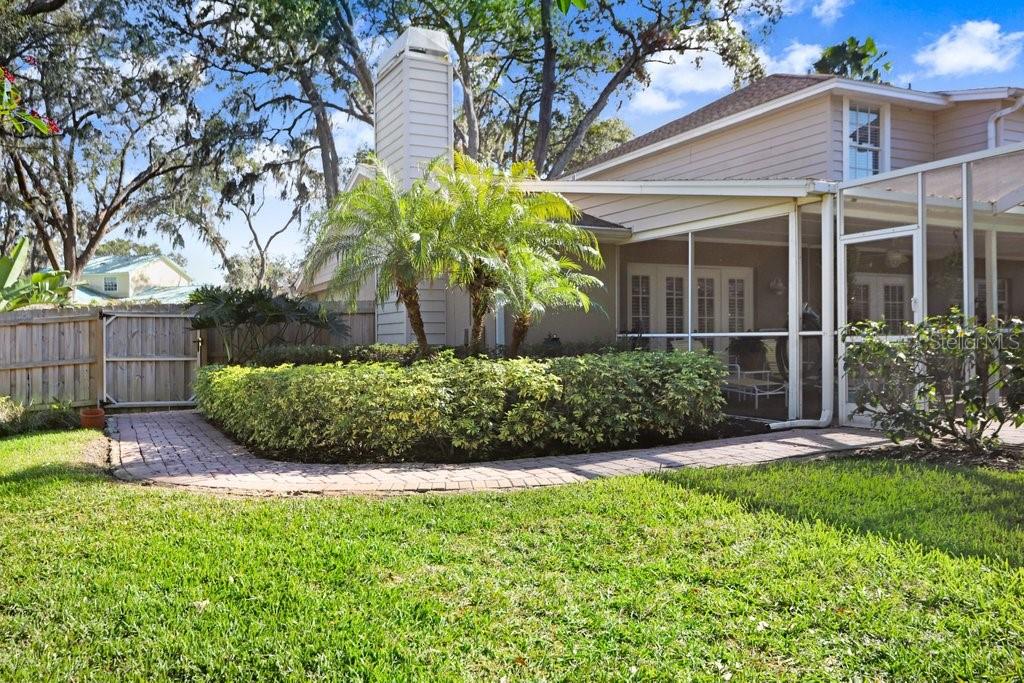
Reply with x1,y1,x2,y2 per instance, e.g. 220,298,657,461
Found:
298,72,341,202
546,58,639,178
466,275,491,354
455,49,480,159
398,283,431,357
532,0,556,173
507,314,531,357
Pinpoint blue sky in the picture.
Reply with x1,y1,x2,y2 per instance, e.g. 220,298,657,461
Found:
134,0,1024,285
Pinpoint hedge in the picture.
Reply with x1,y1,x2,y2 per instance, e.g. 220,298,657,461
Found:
196,351,727,463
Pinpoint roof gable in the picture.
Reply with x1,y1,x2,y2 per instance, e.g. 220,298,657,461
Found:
566,74,834,176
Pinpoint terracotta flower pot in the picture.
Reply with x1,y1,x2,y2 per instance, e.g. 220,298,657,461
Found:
80,407,106,429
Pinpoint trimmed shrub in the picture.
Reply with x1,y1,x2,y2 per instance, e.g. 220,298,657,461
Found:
196,351,727,463
549,352,727,450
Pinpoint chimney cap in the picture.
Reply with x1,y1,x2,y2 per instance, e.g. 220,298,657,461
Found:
377,27,451,75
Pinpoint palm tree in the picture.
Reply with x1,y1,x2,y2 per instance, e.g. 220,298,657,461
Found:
498,246,602,356
304,155,446,357
427,153,603,354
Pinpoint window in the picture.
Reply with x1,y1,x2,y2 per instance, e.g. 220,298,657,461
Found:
727,278,746,333
630,274,650,333
665,276,686,334
883,284,908,333
975,278,1009,319
848,103,882,179
696,277,716,333
103,277,118,292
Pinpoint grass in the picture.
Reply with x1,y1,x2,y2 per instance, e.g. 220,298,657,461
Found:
1,430,1023,681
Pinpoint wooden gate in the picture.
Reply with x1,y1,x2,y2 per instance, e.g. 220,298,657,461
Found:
102,310,201,408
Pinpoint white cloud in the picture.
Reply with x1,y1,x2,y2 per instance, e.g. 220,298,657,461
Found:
627,42,822,116
811,0,851,26
761,42,822,74
626,51,735,115
914,20,1024,77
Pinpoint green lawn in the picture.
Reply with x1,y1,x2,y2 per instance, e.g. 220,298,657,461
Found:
2,431,1023,681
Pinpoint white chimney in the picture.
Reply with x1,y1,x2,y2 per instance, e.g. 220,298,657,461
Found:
374,27,453,189
373,27,454,345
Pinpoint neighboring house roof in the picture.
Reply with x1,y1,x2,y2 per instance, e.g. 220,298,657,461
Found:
71,284,112,304
565,74,1024,179
83,254,192,281
131,285,202,303
69,283,201,304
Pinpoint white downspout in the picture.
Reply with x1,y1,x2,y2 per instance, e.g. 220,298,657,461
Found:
769,193,835,430
987,94,1024,148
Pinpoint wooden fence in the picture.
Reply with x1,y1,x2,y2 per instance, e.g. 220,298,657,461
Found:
0,307,101,409
1,304,375,410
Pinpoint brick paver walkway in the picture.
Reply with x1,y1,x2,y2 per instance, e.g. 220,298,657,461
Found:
106,411,894,495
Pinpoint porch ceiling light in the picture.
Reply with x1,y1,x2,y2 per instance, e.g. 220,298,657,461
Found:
885,251,909,269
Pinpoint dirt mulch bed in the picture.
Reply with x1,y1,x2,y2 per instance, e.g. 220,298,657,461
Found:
854,440,1024,472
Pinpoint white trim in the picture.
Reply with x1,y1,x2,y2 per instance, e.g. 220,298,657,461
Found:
945,87,1020,102
343,163,376,192
571,78,950,180
625,202,797,243
520,179,819,197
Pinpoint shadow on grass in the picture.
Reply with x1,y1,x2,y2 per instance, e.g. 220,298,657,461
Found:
0,460,111,498
658,456,1024,567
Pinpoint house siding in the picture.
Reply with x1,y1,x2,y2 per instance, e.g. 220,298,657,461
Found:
1001,109,1024,144
585,95,835,182
890,105,935,170
934,101,997,158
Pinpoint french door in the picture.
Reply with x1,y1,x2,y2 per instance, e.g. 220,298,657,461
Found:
626,264,754,349
837,226,923,426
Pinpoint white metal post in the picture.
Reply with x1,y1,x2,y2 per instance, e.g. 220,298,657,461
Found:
985,228,1001,405
687,231,694,352
985,229,998,320
916,172,927,320
962,162,976,320
819,193,835,425
787,203,801,419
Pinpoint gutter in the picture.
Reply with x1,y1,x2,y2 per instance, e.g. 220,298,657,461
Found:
988,94,1024,148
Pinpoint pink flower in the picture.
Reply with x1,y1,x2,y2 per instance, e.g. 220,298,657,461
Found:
45,117,61,134
24,56,38,66
2,68,13,84
29,108,38,117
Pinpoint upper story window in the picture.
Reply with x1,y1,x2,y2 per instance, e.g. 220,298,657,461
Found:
848,103,882,179
103,277,118,292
